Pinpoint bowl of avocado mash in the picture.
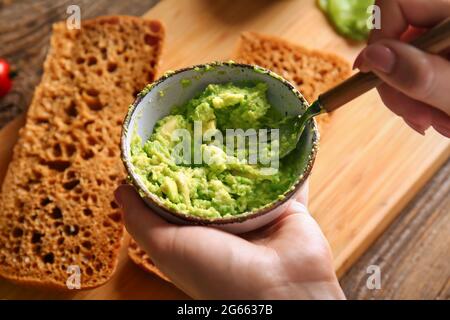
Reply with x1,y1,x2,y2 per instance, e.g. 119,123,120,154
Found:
121,61,319,233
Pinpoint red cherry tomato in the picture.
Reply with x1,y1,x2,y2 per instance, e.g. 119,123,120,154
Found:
0,59,13,98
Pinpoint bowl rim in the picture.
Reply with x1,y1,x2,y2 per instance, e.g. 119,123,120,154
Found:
120,61,319,225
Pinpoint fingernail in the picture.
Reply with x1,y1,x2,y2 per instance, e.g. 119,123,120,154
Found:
114,187,124,208
404,119,427,135
361,44,396,74
353,51,363,70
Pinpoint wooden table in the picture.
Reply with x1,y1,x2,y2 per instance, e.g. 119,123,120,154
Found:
0,0,448,300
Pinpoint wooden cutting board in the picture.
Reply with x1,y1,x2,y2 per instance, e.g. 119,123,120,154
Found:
0,0,449,299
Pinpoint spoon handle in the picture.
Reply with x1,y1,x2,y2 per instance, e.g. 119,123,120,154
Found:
318,17,450,113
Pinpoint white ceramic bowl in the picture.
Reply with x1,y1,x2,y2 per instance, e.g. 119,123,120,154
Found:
121,62,319,234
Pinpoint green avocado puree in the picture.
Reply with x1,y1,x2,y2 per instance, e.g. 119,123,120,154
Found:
318,0,375,41
130,82,299,219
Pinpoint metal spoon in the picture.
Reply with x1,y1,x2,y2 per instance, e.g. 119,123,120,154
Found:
279,17,450,159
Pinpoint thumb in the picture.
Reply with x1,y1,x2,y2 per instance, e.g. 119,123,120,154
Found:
113,184,253,288
355,39,450,116
114,184,179,259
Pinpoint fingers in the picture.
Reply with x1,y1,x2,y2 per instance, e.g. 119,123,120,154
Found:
399,26,427,43
369,0,405,42
115,184,245,252
264,200,339,283
355,40,450,116
377,83,432,134
430,108,450,137
359,0,450,137
115,184,266,299
114,184,178,257
377,83,450,136
370,0,450,43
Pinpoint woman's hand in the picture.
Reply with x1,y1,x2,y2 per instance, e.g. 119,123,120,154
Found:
354,0,450,137
114,184,345,300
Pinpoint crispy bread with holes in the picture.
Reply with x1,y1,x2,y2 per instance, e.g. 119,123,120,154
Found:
128,239,171,282
0,16,164,289
233,32,351,128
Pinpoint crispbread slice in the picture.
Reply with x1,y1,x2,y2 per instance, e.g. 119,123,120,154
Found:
0,16,164,289
234,32,351,102
128,238,171,282
233,32,351,127
126,31,351,283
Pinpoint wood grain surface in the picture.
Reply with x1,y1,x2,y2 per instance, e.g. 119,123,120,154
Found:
341,160,450,299
0,0,449,299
